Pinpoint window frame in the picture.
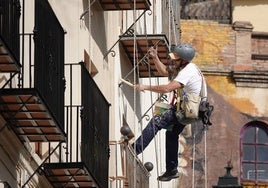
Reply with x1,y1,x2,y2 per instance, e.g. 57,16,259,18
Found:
240,121,268,184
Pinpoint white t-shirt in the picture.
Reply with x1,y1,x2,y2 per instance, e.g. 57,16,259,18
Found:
174,62,203,94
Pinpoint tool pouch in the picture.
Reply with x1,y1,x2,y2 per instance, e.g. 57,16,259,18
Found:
181,93,201,119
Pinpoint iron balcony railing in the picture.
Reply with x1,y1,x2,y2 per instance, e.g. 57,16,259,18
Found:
0,0,20,63
45,63,110,187
80,62,110,188
33,0,65,127
16,0,65,128
0,0,66,143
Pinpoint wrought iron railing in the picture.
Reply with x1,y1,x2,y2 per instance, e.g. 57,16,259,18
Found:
60,104,83,163
0,0,21,62
47,63,110,187
7,0,66,127
0,0,65,129
33,0,65,127
81,62,110,188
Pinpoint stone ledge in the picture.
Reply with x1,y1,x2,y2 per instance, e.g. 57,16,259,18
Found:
233,21,253,31
200,68,268,88
232,71,268,88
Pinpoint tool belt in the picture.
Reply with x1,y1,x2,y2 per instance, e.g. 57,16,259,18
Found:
175,88,213,126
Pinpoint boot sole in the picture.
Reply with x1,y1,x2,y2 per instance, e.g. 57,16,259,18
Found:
157,173,179,181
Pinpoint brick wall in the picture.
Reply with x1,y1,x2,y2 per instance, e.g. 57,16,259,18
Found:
177,19,268,188
180,20,236,73
251,33,268,71
181,20,268,88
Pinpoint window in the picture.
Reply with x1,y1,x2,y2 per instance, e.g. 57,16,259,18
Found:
251,32,268,61
240,121,268,183
84,50,98,77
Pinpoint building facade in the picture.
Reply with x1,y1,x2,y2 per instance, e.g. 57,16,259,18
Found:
0,0,267,188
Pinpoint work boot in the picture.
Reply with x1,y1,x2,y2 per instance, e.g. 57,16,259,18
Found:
157,169,179,181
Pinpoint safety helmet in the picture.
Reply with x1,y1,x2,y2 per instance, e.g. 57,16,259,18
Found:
169,43,195,62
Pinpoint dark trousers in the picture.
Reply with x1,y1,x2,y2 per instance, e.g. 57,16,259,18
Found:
133,106,186,171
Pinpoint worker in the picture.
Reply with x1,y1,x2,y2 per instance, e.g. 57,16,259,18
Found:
133,43,206,181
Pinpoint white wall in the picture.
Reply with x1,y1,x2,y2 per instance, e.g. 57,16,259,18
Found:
232,0,268,32
48,1,178,188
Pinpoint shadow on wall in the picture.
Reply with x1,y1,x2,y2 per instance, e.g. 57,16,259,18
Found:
82,0,108,57
177,85,250,188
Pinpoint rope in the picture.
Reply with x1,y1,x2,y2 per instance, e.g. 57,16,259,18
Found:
133,1,137,187
130,2,209,186
168,0,179,46
133,4,162,185
192,125,196,188
170,1,178,45
147,49,162,188
204,127,208,188
168,0,171,47
144,3,162,183
120,2,181,187
127,3,163,186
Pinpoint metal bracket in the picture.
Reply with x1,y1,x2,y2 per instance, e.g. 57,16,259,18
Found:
21,142,64,188
103,9,151,59
138,94,168,123
79,0,97,20
1,72,18,89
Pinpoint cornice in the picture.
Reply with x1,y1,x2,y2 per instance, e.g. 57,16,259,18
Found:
200,69,268,88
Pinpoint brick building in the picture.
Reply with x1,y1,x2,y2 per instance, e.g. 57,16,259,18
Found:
176,0,268,187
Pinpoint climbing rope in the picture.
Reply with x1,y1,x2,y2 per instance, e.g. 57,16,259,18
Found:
204,126,208,188
119,1,189,187
192,125,196,188
133,1,137,188
135,1,183,187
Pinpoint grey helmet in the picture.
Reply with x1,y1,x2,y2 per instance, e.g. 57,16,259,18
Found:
170,43,195,62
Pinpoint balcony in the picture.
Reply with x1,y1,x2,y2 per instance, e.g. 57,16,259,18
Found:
39,63,110,188
0,89,65,142
43,162,99,187
98,0,151,11
0,1,110,187
0,36,21,72
119,34,169,77
0,0,66,143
